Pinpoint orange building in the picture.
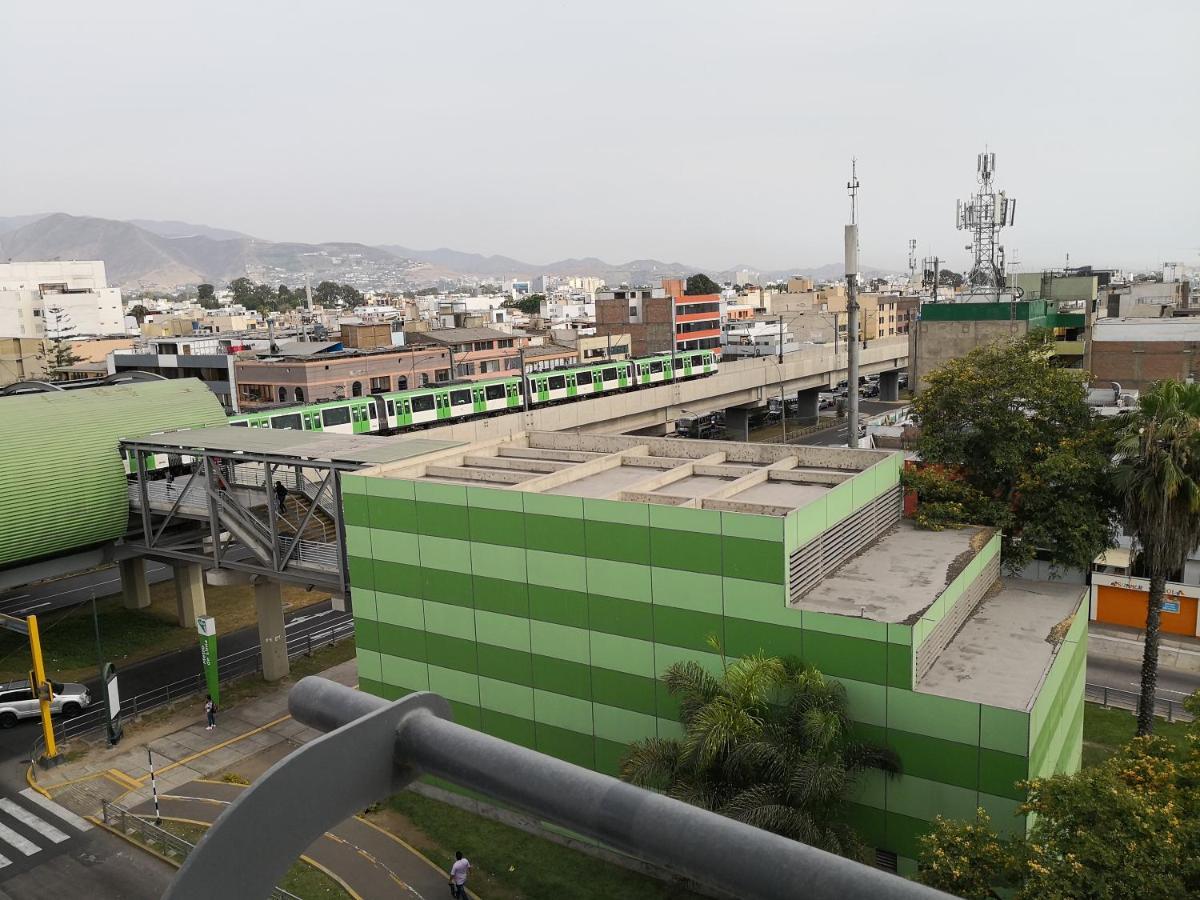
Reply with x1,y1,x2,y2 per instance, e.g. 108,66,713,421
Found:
1090,548,1200,636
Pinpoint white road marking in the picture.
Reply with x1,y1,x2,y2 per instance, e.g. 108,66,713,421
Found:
0,852,10,869
0,821,41,856
19,789,93,832
0,799,68,844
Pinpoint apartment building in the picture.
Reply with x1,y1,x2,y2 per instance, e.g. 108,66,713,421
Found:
406,327,527,380
595,279,720,357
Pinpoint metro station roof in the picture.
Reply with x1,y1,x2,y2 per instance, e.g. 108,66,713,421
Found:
121,426,463,466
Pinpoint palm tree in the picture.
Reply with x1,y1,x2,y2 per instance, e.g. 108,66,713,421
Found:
1113,380,1200,735
620,651,899,857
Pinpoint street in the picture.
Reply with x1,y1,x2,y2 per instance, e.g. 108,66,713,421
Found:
0,563,173,619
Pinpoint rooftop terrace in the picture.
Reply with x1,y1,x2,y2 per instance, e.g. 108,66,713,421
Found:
363,431,892,517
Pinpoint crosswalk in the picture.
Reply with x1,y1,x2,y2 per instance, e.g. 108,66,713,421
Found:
0,789,92,872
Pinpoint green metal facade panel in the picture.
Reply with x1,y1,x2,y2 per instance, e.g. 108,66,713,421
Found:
784,453,903,555
0,379,227,566
347,473,1082,865
920,299,1051,323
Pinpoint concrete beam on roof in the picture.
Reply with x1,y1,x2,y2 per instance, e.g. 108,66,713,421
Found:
771,468,854,485
514,445,650,494
496,446,605,463
701,497,794,517
618,491,696,507
693,464,760,478
364,433,521,480
703,455,799,504
423,465,535,484
608,451,726,500
461,455,572,474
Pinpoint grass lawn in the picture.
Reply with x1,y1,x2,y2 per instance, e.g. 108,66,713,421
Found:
374,789,707,900
1081,703,1192,767
146,819,348,899
0,573,329,683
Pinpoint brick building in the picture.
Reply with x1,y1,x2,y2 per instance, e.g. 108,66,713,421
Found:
1087,318,1200,390
406,327,526,380
595,279,721,357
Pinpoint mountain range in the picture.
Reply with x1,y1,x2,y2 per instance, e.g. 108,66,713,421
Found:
0,212,881,289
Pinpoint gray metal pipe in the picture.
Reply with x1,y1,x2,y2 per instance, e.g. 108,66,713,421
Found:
292,679,950,900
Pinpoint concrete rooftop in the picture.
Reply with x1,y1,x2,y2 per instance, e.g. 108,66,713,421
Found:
795,522,987,623
918,578,1084,711
364,431,892,516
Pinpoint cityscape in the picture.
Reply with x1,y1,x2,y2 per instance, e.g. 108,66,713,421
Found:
0,3,1198,899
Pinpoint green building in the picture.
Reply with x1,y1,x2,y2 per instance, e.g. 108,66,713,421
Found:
345,432,1086,874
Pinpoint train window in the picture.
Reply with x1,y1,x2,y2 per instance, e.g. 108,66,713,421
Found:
410,393,435,413
602,367,618,381
650,361,664,374
230,420,248,427
271,413,303,430
575,371,592,386
450,389,472,406
387,399,395,417
548,375,565,391
322,406,351,427
367,404,377,419
485,383,506,401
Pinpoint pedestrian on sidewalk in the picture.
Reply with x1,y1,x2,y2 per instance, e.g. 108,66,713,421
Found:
274,480,288,515
448,850,470,898
204,694,217,731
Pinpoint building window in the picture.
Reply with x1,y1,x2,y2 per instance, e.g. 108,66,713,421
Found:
421,373,430,387
295,388,304,402
370,376,390,393
455,362,476,377
497,339,513,348
473,341,492,351
278,387,287,402
397,375,408,390
352,381,363,397
435,369,449,383
629,306,638,317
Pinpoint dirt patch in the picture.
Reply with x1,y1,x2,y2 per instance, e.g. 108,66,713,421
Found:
1047,612,1075,646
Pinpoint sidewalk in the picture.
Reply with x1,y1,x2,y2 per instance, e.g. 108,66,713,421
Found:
31,661,461,900
1088,622,1200,674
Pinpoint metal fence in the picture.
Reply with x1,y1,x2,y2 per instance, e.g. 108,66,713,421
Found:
42,616,355,747
101,800,301,900
1084,681,1194,723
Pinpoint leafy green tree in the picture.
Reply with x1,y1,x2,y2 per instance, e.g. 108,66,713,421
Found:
128,304,150,324
684,273,722,296
229,277,255,306
906,332,1117,573
918,729,1200,899
1113,381,1200,735
621,651,899,857
501,295,544,315
938,269,964,289
197,283,215,302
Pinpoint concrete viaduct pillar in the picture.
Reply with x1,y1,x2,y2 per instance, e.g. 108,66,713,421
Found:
724,406,752,441
120,557,152,611
795,387,821,427
255,580,290,681
173,563,207,627
879,370,901,402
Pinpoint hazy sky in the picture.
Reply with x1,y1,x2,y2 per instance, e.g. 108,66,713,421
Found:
2,1,1197,272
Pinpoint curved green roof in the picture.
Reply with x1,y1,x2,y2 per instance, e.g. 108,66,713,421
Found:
0,379,226,567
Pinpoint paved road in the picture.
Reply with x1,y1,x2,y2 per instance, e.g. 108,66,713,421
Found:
0,563,173,619
1087,654,1200,700
795,399,910,447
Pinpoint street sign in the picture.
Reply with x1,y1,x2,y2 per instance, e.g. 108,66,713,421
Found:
103,662,122,745
197,616,219,707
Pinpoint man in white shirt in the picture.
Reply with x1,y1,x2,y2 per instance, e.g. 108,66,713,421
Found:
449,850,471,898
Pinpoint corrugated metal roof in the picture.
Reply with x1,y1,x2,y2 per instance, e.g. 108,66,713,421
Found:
0,379,226,567
124,427,462,465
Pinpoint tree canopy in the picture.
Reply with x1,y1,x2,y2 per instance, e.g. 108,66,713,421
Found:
918,714,1200,900
937,269,964,289
501,294,544,315
621,650,898,857
684,273,722,296
127,304,150,324
905,332,1117,573
226,277,360,312
1112,381,1200,734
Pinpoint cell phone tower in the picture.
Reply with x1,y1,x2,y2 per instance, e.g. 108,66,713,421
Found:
956,150,1016,290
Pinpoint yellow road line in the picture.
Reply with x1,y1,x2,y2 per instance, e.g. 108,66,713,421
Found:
107,768,142,791
136,714,292,783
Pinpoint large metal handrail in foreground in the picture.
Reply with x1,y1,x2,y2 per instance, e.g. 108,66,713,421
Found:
165,677,951,900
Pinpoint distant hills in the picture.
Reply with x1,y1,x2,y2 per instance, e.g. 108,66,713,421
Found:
0,212,881,289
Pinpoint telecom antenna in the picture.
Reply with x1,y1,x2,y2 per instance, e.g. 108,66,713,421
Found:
845,159,861,450
908,239,918,283
956,150,1016,289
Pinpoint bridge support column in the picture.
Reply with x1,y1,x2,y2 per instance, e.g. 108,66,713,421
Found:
725,406,751,441
879,370,900,402
120,557,152,611
173,563,207,626
255,580,290,682
795,388,821,427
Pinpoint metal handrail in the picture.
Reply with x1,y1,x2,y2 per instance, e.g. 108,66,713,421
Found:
1084,681,1194,723
101,800,301,900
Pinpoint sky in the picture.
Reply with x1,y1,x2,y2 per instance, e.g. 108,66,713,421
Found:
2,1,1197,273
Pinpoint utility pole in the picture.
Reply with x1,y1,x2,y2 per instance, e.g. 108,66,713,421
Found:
846,160,861,450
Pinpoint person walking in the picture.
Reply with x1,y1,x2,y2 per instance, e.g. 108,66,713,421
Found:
274,480,288,515
204,694,217,731
448,850,470,898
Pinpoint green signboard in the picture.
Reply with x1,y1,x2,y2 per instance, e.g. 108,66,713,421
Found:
197,615,219,707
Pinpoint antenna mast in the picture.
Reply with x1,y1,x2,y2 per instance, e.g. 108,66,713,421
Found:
955,150,1016,293
845,160,861,450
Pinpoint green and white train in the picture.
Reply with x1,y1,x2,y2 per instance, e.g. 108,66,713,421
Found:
123,351,717,474
226,349,717,435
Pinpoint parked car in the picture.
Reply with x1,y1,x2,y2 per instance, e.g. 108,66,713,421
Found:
0,680,91,728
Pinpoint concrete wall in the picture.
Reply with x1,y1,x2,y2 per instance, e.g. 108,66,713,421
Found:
1088,338,1200,389
910,318,1029,394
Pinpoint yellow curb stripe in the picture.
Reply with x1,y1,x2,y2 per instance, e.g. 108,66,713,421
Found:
25,765,50,798
136,714,292,783
107,768,143,791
